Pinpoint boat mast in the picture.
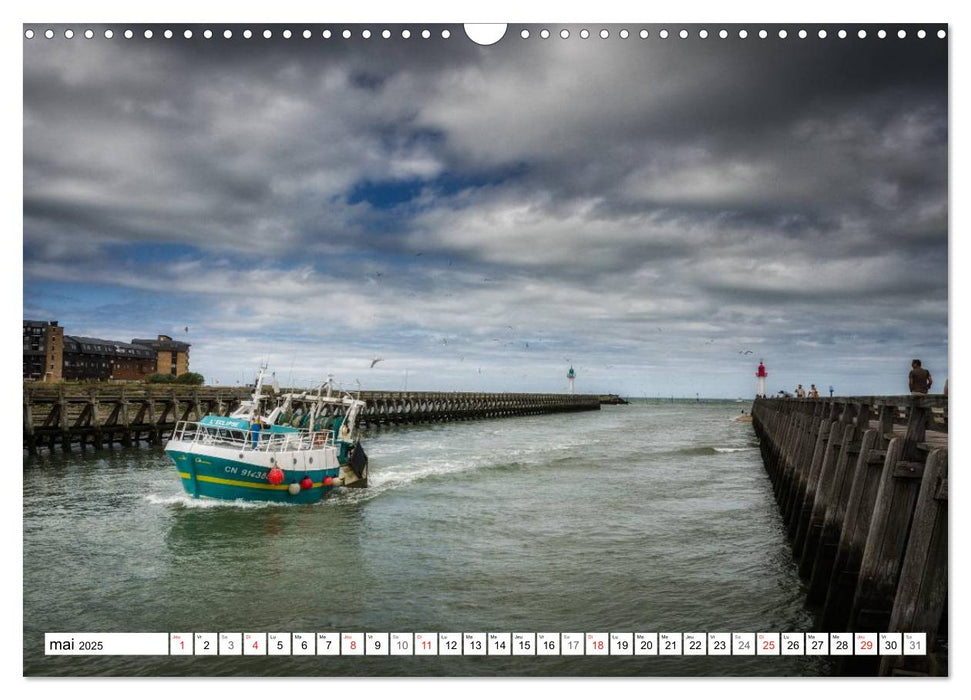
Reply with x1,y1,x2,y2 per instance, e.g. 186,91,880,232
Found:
250,362,268,416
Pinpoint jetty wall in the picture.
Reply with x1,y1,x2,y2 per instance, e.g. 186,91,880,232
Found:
751,395,947,676
23,385,601,454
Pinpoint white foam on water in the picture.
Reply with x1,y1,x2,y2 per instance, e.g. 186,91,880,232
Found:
367,458,479,492
143,493,292,509
714,446,759,453
359,429,603,500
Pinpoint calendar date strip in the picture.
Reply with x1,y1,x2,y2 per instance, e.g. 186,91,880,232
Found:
45,632,927,657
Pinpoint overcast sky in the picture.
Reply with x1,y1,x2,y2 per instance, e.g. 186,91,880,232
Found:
22,24,948,397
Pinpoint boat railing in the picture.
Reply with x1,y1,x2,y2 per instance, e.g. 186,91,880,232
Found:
171,420,336,452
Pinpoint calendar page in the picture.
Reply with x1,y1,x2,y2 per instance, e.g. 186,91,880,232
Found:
21,3,949,684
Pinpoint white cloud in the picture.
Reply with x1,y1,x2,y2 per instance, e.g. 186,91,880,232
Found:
21,28,948,396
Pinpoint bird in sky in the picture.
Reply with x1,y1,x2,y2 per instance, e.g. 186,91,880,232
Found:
369,358,384,368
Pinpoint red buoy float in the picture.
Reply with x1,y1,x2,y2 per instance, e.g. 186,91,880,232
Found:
267,467,285,485
323,476,333,487
300,476,313,490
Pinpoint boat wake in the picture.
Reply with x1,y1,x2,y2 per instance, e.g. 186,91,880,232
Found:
147,434,611,509
667,445,759,456
325,458,486,505
144,493,294,509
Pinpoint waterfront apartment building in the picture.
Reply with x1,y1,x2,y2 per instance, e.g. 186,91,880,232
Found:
23,320,64,382
130,335,191,377
23,320,190,382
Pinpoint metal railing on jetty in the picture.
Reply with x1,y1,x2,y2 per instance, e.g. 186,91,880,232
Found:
23,385,602,454
751,395,947,676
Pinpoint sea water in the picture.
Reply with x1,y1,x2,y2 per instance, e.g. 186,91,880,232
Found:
23,400,833,676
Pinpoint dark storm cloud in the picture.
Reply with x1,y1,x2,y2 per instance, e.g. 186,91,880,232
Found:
22,24,948,395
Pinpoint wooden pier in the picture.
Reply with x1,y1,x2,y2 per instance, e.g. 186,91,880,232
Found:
23,385,602,454
751,395,947,676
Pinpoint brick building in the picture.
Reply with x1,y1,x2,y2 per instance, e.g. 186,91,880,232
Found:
23,320,63,382
130,335,192,377
62,336,157,381
23,321,191,382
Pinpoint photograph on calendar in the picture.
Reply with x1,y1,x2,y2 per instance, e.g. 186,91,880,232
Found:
22,23,947,677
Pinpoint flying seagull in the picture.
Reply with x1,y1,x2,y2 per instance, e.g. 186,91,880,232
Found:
369,357,384,368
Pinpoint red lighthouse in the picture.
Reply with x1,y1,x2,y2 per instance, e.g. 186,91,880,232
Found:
756,360,768,398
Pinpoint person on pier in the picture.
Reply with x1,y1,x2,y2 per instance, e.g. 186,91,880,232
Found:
909,359,933,395
809,384,819,398
795,384,806,398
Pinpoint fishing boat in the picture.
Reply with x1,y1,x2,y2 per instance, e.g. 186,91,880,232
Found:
165,366,368,503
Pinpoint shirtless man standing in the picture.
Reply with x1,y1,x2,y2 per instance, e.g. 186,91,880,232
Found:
909,359,933,395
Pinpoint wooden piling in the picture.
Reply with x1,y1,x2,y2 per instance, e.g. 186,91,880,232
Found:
751,395,947,676
820,428,880,631
807,420,864,605
880,449,948,676
849,441,925,634
791,419,832,557
799,422,853,579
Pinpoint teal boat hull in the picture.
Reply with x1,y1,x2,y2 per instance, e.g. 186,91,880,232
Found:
167,449,341,504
